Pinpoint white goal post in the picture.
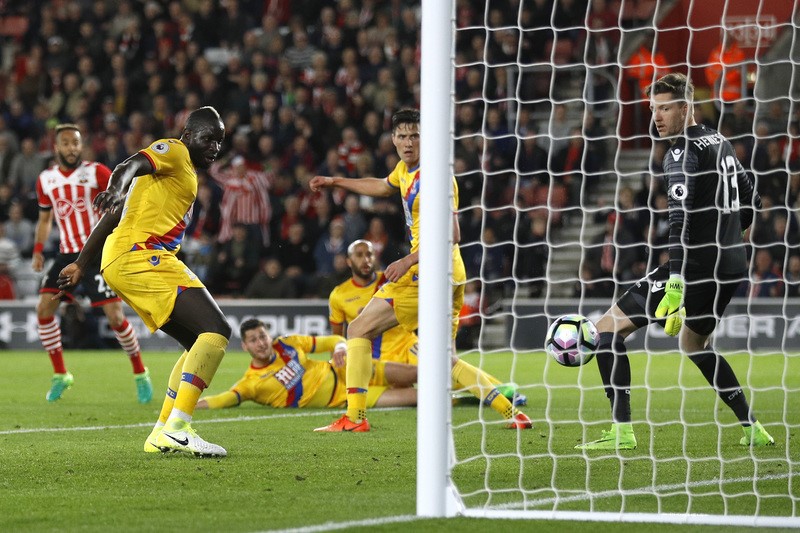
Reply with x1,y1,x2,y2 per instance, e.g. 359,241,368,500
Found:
418,0,800,527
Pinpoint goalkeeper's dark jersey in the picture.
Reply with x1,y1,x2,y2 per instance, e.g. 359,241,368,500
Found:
662,124,760,279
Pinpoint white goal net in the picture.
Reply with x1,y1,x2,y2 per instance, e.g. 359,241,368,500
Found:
419,0,800,527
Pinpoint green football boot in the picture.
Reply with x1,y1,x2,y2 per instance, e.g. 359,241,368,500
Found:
740,421,775,447
46,372,74,402
575,422,637,450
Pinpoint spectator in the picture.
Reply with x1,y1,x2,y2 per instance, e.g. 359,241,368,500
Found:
245,257,299,299
313,217,348,275
750,249,782,298
208,154,272,246
784,255,800,298
275,221,316,286
0,222,21,283
9,138,46,196
5,202,34,257
211,223,262,296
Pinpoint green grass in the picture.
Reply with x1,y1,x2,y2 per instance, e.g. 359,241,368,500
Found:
0,349,797,532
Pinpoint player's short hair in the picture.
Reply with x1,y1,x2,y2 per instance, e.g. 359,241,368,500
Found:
347,239,374,257
240,318,267,339
54,123,81,137
185,106,222,130
391,108,420,133
647,73,695,102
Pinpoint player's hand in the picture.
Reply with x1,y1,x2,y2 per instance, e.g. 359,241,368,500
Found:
93,189,124,214
309,176,333,192
331,342,347,368
655,276,685,336
385,256,412,282
54,262,83,300
32,252,45,272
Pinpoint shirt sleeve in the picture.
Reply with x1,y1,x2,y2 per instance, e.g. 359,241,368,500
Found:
202,390,242,409
139,139,187,179
36,174,51,209
736,163,760,231
328,287,345,326
662,142,696,277
95,163,112,191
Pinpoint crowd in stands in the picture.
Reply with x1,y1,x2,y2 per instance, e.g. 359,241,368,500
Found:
0,0,797,309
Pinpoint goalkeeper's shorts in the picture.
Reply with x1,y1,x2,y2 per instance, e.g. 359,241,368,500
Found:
617,263,744,336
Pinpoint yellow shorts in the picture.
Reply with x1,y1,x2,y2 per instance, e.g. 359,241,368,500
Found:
328,361,389,408
101,249,204,332
379,333,419,365
374,266,465,339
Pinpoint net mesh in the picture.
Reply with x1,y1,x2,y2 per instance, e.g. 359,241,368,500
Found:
449,0,800,524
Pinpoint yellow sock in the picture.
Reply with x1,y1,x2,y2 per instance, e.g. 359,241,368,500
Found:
157,350,188,424
172,333,228,419
451,359,516,420
345,337,372,422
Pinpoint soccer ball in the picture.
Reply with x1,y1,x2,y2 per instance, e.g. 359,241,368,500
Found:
544,314,600,367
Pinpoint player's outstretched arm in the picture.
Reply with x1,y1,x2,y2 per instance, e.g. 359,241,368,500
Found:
309,175,394,197
196,390,242,409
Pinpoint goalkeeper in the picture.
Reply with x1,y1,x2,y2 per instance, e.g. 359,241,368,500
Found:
196,318,418,410
577,73,774,450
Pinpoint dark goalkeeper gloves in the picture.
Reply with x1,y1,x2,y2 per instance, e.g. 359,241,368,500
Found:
655,276,685,336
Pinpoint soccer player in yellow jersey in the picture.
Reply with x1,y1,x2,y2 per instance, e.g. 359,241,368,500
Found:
310,109,532,432
57,107,231,457
196,319,418,411
331,238,526,406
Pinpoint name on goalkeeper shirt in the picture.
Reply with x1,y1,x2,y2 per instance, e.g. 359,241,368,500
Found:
692,133,724,150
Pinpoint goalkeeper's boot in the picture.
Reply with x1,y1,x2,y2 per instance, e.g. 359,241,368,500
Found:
313,414,370,433
497,384,528,407
740,421,775,447
575,422,637,450
143,426,164,453
46,372,74,402
134,368,153,404
505,412,533,430
155,419,227,457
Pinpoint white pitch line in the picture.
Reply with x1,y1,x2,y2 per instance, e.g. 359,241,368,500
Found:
0,408,407,436
254,514,421,533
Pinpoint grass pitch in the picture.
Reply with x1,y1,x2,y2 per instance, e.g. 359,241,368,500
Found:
0,348,796,532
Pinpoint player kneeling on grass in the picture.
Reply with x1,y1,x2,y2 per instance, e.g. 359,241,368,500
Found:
576,73,774,451
196,319,418,411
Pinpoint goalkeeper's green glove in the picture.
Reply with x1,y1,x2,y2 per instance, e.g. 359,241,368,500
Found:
655,276,685,336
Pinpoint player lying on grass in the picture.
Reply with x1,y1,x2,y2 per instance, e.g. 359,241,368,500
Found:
328,238,527,407
196,318,417,410
577,73,774,450
196,318,525,414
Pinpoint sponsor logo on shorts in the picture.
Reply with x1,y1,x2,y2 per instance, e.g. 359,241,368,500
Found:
149,255,160,266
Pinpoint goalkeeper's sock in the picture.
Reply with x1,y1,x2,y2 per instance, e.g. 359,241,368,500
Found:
172,333,228,419
345,338,372,422
156,350,188,424
451,358,516,420
688,349,755,424
596,332,632,423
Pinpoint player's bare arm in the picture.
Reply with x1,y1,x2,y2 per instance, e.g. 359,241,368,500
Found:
94,153,154,214
55,208,123,297
309,175,395,197
31,209,54,272
384,251,419,282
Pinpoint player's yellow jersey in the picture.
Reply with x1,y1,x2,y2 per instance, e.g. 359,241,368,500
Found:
386,161,466,283
329,272,419,364
219,335,342,408
102,139,197,269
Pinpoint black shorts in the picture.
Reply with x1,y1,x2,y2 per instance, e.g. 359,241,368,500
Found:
616,263,744,336
40,253,121,307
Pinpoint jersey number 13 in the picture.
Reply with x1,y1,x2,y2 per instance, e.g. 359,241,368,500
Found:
720,155,741,214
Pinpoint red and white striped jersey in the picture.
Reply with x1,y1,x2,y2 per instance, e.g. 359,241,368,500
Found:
36,161,112,254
